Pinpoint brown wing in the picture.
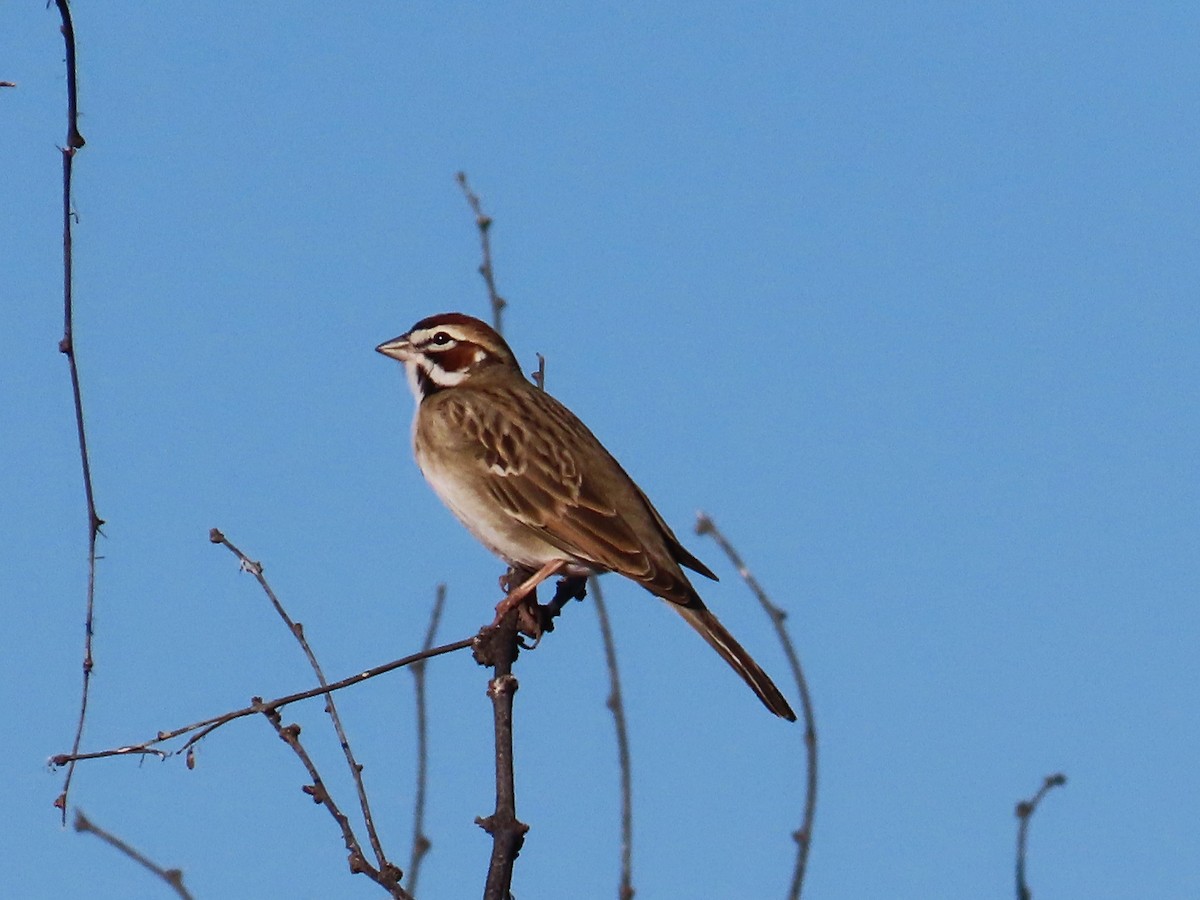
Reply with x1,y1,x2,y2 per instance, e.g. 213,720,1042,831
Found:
458,385,707,604
440,384,795,720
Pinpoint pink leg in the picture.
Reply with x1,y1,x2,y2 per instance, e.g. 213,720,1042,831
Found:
492,559,568,624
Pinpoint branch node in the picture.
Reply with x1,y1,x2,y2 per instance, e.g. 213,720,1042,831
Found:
488,673,519,699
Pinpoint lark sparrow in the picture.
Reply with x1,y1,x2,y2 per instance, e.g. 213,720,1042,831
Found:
377,313,795,720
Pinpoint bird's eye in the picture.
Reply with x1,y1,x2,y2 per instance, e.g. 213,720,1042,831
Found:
431,331,452,346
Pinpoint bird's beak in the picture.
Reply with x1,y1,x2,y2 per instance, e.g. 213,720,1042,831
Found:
375,333,412,362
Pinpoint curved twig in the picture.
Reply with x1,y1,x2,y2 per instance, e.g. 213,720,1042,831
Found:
695,512,817,900
589,575,635,900
1015,773,1067,900
408,584,447,896
53,0,99,824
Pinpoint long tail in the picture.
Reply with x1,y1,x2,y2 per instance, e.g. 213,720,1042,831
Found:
676,603,796,721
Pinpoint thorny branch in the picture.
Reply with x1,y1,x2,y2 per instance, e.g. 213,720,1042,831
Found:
1015,773,1067,900
74,810,193,900
408,584,447,897
471,575,587,900
210,529,396,880
695,512,817,900
53,0,101,823
456,171,507,334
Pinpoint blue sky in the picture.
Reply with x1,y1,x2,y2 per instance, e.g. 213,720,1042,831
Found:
4,3,1198,898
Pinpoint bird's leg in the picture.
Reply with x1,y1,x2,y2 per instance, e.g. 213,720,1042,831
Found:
493,559,569,628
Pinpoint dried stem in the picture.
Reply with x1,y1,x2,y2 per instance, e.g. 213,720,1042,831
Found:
1015,773,1067,900
589,576,635,900
74,810,193,900
53,0,99,824
694,512,817,900
51,637,474,766
455,171,506,334
209,528,394,874
408,584,447,896
261,707,409,899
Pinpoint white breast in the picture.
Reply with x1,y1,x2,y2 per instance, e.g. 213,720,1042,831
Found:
413,429,588,573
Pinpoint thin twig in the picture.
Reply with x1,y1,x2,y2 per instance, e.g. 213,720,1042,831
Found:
455,171,506,334
261,708,409,899
694,512,817,900
1015,773,1067,900
50,637,474,766
74,810,193,900
408,584,446,896
589,575,635,900
210,529,392,872
53,0,99,824
532,353,546,391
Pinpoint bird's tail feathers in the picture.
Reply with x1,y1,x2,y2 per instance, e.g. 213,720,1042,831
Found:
676,604,796,721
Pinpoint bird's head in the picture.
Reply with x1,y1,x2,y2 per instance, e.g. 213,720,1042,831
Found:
376,312,519,401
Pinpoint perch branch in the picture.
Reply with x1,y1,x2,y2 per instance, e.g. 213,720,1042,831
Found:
474,609,525,900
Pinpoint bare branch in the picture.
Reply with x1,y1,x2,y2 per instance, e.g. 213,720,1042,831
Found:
456,171,506,334
50,637,474,766
74,810,193,900
469,575,586,899
473,612,527,900
1015,772,1067,900
210,528,392,872
408,584,447,896
589,576,635,900
53,0,100,824
261,709,409,899
694,512,817,900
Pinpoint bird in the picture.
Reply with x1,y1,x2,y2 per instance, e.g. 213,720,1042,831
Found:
376,312,795,720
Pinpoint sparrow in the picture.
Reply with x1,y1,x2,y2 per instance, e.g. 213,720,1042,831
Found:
376,312,795,720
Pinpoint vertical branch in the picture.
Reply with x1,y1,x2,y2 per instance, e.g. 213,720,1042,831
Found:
1015,773,1067,900
694,513,817,900
455,171,507,334
473,616,527,900
408,584,447,896
53,0,99,823
589,576,635,900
